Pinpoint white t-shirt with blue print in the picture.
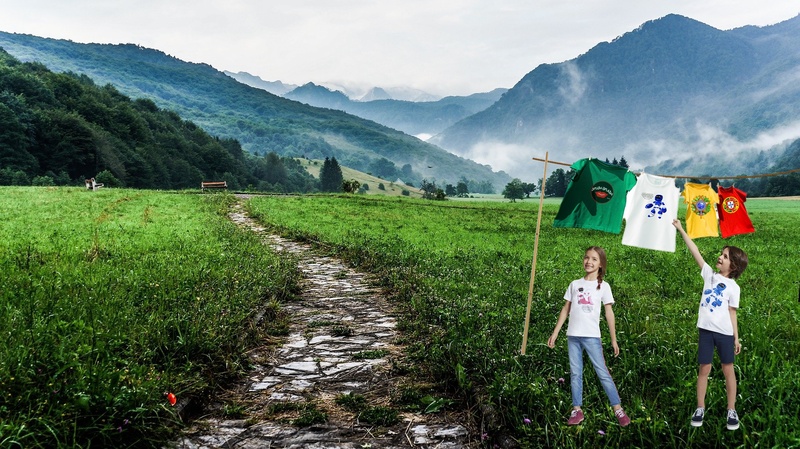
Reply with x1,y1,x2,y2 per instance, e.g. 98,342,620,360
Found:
697,263,740,335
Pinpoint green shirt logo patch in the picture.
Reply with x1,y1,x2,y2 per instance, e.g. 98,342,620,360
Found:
591,182,614,203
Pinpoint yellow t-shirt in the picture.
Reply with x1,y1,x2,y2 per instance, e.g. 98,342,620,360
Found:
681,183,719,239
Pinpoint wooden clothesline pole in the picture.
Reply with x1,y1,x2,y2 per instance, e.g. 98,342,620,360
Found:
530,157,800,179
520,152,549,355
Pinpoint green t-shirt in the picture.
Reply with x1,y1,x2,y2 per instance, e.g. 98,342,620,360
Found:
553,158,637,234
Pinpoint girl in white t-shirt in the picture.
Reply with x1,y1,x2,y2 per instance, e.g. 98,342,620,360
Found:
547,246,630,427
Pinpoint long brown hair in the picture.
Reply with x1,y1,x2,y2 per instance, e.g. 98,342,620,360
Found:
586,246,608,290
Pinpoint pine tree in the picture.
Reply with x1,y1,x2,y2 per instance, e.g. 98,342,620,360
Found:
319,157,344,192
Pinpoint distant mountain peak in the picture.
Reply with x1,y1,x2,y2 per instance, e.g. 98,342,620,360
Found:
223,70,296,95
284,83,351,108
360,87,392,101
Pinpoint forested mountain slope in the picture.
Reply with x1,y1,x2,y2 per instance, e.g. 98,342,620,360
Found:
432,14,800,178
0,31,510,189
0,48,322,190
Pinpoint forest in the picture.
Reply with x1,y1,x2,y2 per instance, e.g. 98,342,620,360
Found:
0,48,318,192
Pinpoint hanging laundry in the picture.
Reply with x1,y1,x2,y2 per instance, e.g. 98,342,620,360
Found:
554,158,637,234
681,182,719,239
622,173,680,252
717,185,755,238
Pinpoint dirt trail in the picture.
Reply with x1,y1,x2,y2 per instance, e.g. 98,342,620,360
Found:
173,202,474,448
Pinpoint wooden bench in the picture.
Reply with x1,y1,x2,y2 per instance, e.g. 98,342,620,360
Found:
201,181,228,191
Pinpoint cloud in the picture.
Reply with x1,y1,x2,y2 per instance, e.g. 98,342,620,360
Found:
458,115,800,183
557,62,588,105
461,140,552,182
626,119,800,175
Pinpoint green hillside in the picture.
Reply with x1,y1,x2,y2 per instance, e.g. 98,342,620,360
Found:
0,31,511,190
0,48,317,191
298,158,424,197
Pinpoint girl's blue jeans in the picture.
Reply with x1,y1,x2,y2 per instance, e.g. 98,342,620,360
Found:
568,336,621,407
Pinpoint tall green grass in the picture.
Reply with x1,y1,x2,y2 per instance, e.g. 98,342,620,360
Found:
0,187,299,448
247,194,800,448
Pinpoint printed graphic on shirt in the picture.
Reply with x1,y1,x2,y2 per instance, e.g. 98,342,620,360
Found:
702,282,726,312
691,195,712,216
576,286,594,313
644,194,668,218
591,182,614,203
721,196,739,214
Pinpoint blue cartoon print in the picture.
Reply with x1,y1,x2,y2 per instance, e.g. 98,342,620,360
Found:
576,287,594,313
644,194,668,218
702,282,726,312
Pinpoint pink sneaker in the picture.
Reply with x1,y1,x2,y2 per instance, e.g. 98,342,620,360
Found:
567,409,584,425
615,408,631,427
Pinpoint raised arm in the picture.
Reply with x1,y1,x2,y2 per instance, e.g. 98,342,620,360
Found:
672,219,705,269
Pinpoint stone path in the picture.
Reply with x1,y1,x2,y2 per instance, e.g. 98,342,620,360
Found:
173,203,473,448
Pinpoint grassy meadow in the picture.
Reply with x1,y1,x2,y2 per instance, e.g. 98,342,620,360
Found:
2,186,798,448
0,187,298,448
246,194,800,448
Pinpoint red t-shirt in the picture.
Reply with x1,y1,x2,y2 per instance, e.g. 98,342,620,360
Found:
717,186,755,238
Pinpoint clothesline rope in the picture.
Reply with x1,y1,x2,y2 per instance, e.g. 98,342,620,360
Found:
531,157,800,179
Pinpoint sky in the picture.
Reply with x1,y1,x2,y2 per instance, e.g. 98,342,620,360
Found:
1,1,799,98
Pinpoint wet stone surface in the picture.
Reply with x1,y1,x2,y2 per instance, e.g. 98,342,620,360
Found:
171,203,473,448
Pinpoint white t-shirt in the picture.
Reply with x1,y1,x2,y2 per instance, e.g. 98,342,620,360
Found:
565,278,615,338
622,172,680,252
697,263,740,335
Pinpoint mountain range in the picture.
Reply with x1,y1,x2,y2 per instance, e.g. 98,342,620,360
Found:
3,12,800,185
223,71,506,139
222,71,297,96
224,71,446,102
283,82,506,138
0,32,511,189
431,13,800,179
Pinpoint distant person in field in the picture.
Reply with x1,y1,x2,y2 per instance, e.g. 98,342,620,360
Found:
673,219,748,431
547,246,631,427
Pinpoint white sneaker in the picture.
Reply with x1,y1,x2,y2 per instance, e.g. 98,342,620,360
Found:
690,407,704,427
